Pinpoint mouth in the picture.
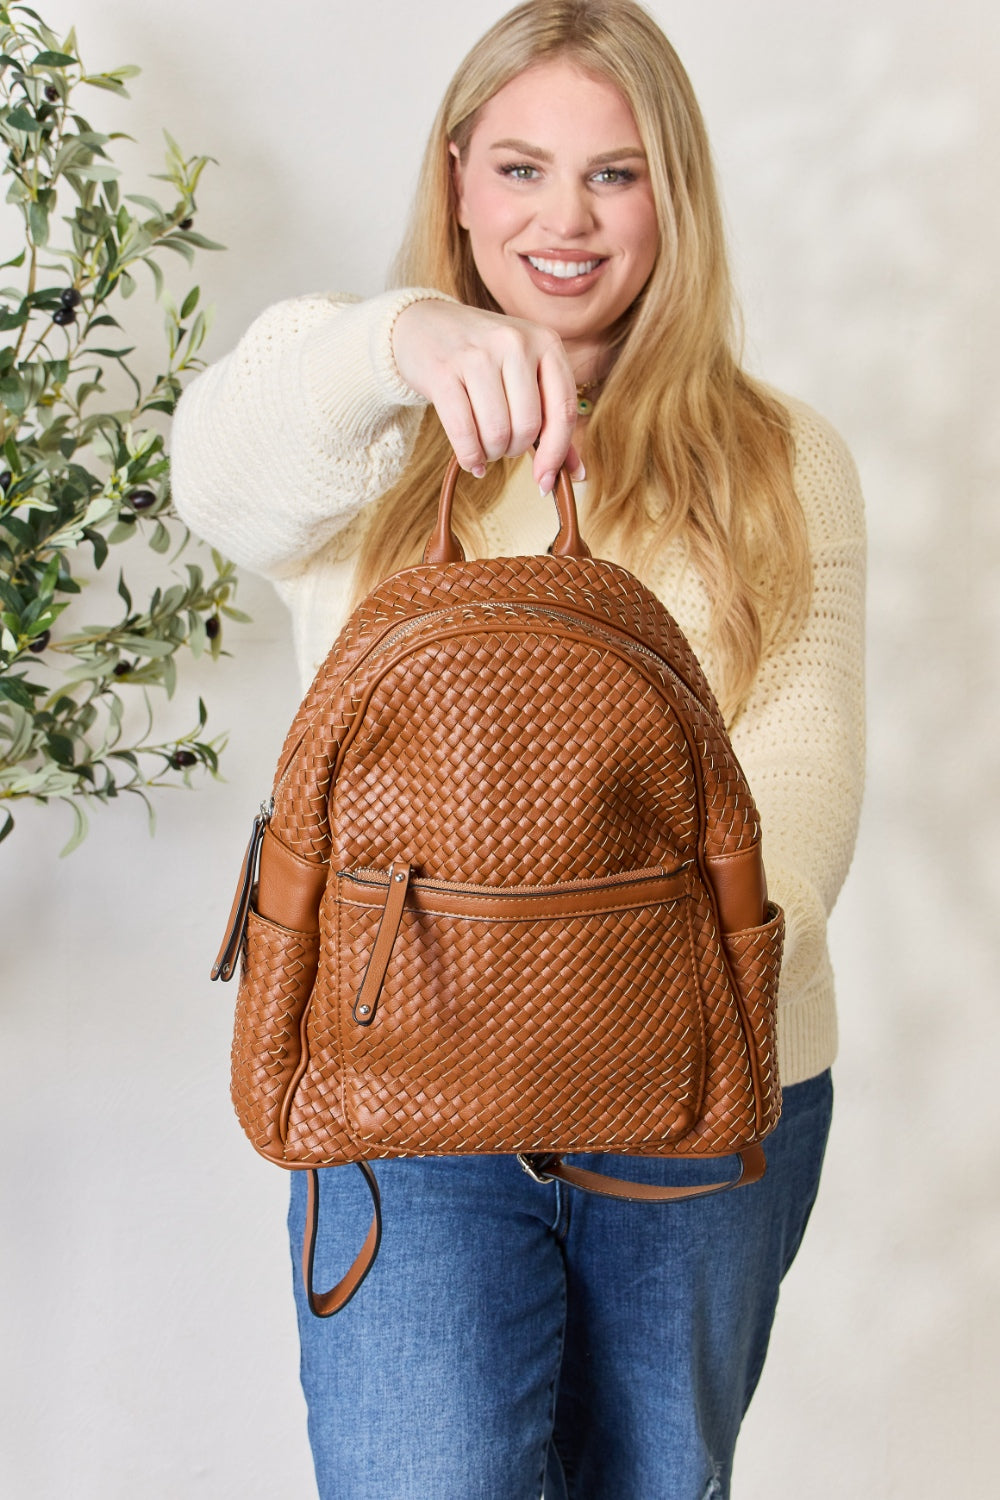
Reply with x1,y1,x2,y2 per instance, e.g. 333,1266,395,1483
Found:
525,255,605,279
520,253,608,295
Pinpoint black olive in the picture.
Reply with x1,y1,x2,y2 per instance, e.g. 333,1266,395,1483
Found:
170,749,198,769
52,306,76,325
205,615,220,639
28,630,50,653
0,472,11,493
179,217,193,230
112,660,132,677
60,287,81,308
127,489,157,511
45,85,59,102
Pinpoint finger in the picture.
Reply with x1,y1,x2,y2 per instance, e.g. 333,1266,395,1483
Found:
461,353,517,464
538,444,587,493
498,349,544,458
432,377,488,476
533,348,579,494
566,442,585,482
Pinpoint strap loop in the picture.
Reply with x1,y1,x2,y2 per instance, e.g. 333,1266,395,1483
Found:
303,1164,382,1318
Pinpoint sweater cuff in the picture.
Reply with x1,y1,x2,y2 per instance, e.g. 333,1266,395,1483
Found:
301,287,455,438
374,287,457,405
776,974,838,1086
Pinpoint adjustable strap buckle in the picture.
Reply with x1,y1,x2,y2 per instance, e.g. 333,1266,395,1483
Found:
517,1152,558,1185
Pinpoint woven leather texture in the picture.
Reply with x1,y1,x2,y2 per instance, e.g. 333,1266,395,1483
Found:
230,912,319,1154
330,879,705,1156
229,551,783,1168
269,558,759,864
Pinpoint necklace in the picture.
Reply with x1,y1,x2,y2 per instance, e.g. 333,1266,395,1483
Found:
576,379,600,417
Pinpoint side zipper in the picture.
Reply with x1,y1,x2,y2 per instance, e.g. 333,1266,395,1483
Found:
211,797,274,982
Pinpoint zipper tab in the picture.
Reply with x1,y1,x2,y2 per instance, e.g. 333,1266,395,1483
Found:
212,799,273,982
352,861,412,1025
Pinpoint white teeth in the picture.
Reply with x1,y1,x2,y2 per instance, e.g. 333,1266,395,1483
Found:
527,256,601,278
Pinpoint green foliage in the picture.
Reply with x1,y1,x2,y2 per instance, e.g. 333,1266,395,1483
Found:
0,3,243,854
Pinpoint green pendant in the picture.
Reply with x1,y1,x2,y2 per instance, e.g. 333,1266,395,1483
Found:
577,395,594,417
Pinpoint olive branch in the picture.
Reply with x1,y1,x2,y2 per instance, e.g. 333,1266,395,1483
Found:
0,2,245,853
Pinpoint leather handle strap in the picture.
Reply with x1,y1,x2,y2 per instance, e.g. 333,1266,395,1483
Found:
303,1164,382,1318
423,456,591,564
517,1143,767,1201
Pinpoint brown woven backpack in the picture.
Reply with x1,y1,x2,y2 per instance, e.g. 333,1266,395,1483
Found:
213,460,784,1315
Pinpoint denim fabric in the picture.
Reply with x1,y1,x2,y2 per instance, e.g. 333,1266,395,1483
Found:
288,1070,833,1500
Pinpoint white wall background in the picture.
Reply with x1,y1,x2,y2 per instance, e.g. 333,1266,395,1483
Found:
2,1,997,1495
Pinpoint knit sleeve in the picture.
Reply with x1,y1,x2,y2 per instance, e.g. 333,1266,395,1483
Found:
729,401,866,1078
169,286,452,577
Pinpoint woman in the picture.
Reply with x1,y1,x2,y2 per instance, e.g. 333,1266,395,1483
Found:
172,2,865,1495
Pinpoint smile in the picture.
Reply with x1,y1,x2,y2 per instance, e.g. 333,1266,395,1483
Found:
526,256,605,279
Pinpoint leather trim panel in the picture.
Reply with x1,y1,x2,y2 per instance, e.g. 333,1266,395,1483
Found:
257,829,326,933
337,864,693,922
704,844,767,933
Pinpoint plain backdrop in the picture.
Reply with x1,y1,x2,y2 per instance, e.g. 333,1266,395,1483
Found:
1,2,997,1496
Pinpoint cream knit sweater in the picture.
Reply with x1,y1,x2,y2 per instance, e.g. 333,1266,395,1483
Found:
170,287,866,1088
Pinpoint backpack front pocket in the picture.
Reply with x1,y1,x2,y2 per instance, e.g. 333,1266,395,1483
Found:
333,864,706,1156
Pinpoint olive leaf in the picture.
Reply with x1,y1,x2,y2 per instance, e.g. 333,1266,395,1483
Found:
0,1,244,854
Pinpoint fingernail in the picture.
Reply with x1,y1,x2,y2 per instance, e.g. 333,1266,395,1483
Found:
471,465,486,479
538,473,554,496
571,463,586,482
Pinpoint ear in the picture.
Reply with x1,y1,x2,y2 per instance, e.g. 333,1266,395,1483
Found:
449,142,469,230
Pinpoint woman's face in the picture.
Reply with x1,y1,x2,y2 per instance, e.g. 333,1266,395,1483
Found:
451,58,660,374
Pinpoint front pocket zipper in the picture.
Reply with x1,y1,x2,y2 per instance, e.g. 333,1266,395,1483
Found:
338,861,694,935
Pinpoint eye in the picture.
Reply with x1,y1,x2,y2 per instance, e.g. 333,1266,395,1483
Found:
591,166,637,185
498,162,541,182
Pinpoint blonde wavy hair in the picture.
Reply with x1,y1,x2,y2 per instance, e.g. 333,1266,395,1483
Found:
352,0,811,723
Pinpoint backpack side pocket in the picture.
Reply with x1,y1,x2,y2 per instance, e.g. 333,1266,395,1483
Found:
231,912,320,1156
721,902,784,1136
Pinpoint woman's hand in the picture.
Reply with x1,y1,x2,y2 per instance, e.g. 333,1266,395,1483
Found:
391,299,583,495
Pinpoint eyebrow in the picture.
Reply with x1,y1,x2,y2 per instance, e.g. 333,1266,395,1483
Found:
488,137,646,166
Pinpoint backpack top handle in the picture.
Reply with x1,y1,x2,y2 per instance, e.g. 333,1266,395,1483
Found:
423,455,592,565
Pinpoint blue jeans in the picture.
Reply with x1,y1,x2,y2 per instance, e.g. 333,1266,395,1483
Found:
288,1070,833,1500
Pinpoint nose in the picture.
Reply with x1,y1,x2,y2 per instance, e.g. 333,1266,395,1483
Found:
537,175,596,240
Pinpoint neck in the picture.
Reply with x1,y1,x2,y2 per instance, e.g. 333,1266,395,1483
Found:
563,335,612,390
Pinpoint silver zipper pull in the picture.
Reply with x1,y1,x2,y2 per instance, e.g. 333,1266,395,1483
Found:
211,798,272,982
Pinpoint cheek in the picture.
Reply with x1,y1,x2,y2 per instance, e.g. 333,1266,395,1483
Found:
459,179,523,248
621,196,660,270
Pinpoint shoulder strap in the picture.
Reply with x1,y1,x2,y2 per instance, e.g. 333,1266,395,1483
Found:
517,1145,766,1200
300,1146,765,1317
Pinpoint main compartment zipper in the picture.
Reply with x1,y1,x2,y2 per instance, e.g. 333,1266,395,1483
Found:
363,601,709,716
